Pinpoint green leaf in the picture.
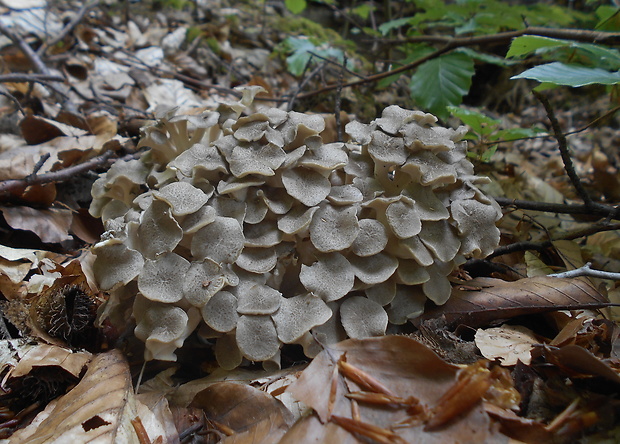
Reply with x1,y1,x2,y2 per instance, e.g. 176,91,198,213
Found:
511,62,620,87
378,17,411,36
352,4,373,20
480,144,498,163
456,47,518,67
285,0,307,14
507,35,567,59
409,53,475,120
447,106,500,135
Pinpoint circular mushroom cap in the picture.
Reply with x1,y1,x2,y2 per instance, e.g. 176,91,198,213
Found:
183,259,227,307
180,205,216,234
340,297,388,338
236,315,280,361
349,253,398,285
422,261,454,305
272,294,332,343
191,216,245,264
134,302,190,361
300,253,355,302
244,221,282,247
386,286,427,325
237,284,282,315
351,219,389,257
386,196,422,239
215,333,243,370
309,205,360,253
402,151,457,187
281,167,331,207
138,253,190,304
418,220,460,263
277,206,318,235
365,279,397,306
298,143,348,171
202,291,239,333
327,185,363,206
236,247,277,274
228,143,286,178
137,200,183,259
153,182,211,216
93,240,144,291
367,130,408,165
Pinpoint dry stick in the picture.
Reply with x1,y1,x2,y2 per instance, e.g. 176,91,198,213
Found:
533,90,593,206
287,59,327,111
37,0,99,55
334,55,346,142
492,197,615,217
489,222,620,258
0,73,65,83
549,262,620,280
0,151,115,196
380,26,620,46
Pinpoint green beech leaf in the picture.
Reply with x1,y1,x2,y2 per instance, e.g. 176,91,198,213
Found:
507,35,567,59
409,53,475,120
511,62,620,87
447,106,500,135
285,0,307,14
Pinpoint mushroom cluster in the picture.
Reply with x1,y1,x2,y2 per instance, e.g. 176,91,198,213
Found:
90,87,502,368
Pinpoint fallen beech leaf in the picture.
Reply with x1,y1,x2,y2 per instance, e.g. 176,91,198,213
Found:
9,344,91,378
537,344,620,385
417,276,609,328
190,381,294,442
1,206,73,243
285,336,508,443
8,350,163,444
475,324,540,366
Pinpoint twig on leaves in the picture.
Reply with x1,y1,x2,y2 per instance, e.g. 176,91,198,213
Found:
0,73,65,84
549,262,620,280
0,151,116,196
379,26,620,47
334,55,346,142
533,91,593,205
37,0,99,55
489,222,620,258
287,60,327,111
493,198,616,219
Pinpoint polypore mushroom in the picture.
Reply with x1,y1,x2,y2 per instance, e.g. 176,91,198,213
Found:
138,253,190,303
340,297,388,338
299,253,355,302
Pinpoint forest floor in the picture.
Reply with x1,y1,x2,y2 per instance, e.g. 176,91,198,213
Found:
1,1,620,443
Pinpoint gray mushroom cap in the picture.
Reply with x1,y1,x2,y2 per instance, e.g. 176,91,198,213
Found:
340,297,388,338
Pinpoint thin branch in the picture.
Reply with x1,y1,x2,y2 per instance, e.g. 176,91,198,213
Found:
38,0,99,55
549,262,620,280
533,91,593,205
379,26,620,47
0,73,65,83
489,222,620,258
0,151,116,196
493,197,616,218
287,60,327,111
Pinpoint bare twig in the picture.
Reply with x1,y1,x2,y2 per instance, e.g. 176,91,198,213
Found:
287,60,327,111
533,91,593,205
38,0,99,55
334,55,346,142
493,197,616,218
379,26,620,46
0,151,116,196
0,73,65,83
549,262,620,280
489,222,620,258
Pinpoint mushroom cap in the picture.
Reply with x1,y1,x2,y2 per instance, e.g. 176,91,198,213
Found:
340,297,388,338
183,259,227,307
201,291,238,332
236,247,277,274
272,293,332,343
300,253,355,302
191,216,245,264
236,315,280,361
93,240,144,290
309,205,360,253
351,219,389,257
349,253,398,285
153,181,211,216
386,286,427,325
138,253,190,304
237,284,282,315
137,200,183,259
281,167,331,207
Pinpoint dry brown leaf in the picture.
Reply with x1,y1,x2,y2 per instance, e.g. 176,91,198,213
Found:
9,344,91,378
284,336,508,443
475,324,540,366
536,344,620,384
417,276,609,328
190,381,294,442
8,349,166,444
0,206,73,243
